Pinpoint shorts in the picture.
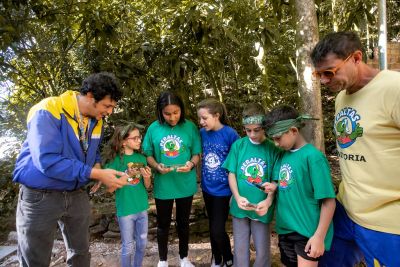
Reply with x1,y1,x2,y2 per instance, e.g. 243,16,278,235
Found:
278,232,320,267
319,200,400,267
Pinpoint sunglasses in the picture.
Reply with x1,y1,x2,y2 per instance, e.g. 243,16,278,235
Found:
313,53,353,79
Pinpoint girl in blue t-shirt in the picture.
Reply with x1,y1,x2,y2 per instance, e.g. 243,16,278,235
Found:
197,99,240,267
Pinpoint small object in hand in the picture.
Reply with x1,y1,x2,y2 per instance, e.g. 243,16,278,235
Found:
251,181,265,191
246,202,258,209
166,164,186,171
127,162,145,170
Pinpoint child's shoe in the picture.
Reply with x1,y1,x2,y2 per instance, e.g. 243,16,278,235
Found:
223,259,233,267
180,257,195,267
157,261,168,267
211,256,221,267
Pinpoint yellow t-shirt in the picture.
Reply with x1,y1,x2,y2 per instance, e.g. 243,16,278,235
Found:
334,70,400,234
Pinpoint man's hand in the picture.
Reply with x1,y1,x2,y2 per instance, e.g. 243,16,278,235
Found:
90,168,128,191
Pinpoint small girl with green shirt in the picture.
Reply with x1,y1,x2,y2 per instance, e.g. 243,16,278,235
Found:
102,123,152,267
222,103,281,267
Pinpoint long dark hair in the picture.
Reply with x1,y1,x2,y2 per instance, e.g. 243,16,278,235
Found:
102,123,142,165
156,91,186,124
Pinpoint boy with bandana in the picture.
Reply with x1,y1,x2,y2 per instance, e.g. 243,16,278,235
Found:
263,105,336,267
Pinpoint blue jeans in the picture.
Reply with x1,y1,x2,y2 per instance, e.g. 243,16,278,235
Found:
16,185,90,267
118,211,148,267
232,216,271,267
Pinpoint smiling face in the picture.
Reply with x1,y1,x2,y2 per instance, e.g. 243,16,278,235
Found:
198,108,222,131
162,104,181,127
84,94,117,120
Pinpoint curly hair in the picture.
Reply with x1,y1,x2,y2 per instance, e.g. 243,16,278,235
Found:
80,72,123,102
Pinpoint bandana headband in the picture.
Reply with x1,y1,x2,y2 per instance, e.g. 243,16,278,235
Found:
266,115,317,137
242,115,265,125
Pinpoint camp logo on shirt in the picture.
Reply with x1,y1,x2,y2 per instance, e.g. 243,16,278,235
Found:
334,107,363,149
240,158,267,187
278,163,294,190
204,152,221,172
125,162,142,186
160,135,184,158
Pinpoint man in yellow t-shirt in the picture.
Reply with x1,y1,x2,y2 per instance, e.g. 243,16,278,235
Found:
311,32,400,267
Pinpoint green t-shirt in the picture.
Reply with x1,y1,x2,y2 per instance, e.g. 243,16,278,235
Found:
105,153,149,217
222,137,281,223
142,120,202,199
274,143,336,250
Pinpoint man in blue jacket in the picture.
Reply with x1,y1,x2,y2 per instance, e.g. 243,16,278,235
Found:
13,72,128,267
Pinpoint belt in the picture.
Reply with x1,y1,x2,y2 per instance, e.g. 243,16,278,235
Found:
22,184,85,194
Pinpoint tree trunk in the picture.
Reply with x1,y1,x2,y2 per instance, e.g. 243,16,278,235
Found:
294,0,325,151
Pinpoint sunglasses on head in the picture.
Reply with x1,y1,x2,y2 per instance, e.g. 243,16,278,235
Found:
313,53,353,79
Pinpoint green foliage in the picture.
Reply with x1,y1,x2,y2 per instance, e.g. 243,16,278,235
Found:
0,0,399,155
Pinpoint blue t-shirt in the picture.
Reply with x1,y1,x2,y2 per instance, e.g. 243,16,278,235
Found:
200,125,240,196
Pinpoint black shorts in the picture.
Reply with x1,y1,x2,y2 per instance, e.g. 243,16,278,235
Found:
278,232,320,267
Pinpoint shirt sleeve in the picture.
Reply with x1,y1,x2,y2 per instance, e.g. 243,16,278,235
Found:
142,124,154,157
308,153,336,200
27,110,91,183
190,122,202,155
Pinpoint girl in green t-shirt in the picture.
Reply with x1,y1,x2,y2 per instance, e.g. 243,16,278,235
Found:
102,123,152,267
142,91,201,267
222,103,281,267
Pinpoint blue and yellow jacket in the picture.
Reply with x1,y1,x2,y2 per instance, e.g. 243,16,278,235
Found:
13,91,103,190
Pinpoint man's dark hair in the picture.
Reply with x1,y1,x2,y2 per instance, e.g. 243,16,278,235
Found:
265,105,302,129
80,72,122,102
311,31,363,65
156,91,186,124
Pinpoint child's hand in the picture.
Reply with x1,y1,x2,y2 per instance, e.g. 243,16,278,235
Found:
304,234,325,258
127,168,141,177
176,161,195,173
140,166,152,179
237,196,256,211
262,182,277,193
156,163,173,174
90,181,102,194
255,198,272,216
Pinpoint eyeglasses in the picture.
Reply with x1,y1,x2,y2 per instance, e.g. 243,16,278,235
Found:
313,53,353,79
127,136,142,142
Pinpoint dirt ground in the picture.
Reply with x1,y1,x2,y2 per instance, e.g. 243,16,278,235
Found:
0,232,282,267
0,157,340,267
